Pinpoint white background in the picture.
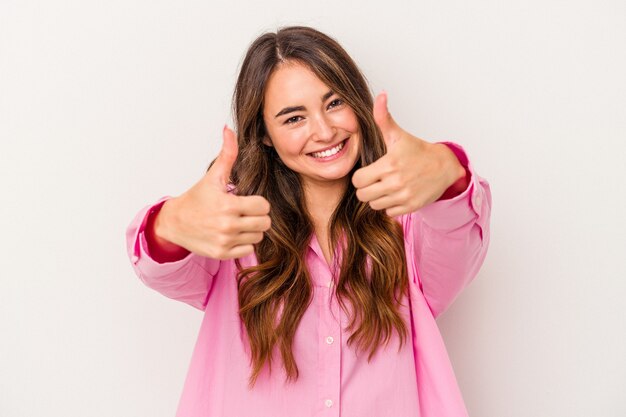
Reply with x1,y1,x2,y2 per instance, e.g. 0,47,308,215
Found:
1,0,625,416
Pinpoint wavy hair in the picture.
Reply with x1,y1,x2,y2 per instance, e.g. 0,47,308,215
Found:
226,26,409,387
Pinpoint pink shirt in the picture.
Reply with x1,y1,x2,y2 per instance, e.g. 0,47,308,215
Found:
125,142,491,417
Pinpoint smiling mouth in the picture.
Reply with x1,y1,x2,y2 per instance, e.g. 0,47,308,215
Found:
308,138,348,159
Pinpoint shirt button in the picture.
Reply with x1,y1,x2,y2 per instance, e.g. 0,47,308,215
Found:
472,193,482,211
325,336,334,345
131,254,139,263
327,280,333,288
325,399,333,408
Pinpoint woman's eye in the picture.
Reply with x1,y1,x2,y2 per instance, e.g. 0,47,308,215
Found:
328,98,343,109
285,116,303,125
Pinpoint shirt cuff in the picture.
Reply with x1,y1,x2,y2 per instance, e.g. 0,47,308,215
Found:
130,196,195,278
416,141,485,231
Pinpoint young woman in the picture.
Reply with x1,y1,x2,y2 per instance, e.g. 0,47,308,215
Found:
126,26,491,417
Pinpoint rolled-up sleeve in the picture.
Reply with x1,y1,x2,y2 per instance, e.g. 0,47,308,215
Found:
409,142,492,318
125,196,220,311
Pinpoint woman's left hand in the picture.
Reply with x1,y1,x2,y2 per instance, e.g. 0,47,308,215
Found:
352,92,468,217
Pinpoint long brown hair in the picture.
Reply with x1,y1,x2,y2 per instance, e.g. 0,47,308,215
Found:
229,26,409,387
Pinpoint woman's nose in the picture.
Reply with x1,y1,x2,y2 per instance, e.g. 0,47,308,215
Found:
311,114,334,142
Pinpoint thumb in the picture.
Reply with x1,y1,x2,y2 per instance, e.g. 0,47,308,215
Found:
373,91,398,148
207,124,238,188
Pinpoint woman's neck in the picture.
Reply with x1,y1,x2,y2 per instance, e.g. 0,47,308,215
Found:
303,180,346,266
302,178,347,223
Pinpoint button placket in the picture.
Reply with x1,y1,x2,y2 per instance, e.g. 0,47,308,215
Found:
317,269,341,416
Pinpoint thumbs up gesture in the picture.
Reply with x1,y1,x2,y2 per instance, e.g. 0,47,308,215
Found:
351,92,468,217
154,125,272,259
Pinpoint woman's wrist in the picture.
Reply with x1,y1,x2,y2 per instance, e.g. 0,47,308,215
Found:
436,144,471,201
438,166,470,200
145,201,191,262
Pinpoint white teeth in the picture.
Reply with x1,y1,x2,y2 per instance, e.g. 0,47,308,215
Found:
310,141,344,158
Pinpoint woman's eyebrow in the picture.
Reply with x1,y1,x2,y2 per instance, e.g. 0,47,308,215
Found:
274,90,335,118
274,105,305,118
321,90,334,102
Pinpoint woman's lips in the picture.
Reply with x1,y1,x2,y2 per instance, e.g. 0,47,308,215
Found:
307,138,349,161
307,138,348,158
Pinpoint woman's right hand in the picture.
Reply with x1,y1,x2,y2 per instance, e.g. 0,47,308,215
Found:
152,125,272,260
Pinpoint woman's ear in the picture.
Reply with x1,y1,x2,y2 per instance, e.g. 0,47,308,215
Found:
262,136,273,147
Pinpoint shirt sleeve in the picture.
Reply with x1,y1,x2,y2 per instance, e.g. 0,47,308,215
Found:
125,196,220,311
406,141,492,319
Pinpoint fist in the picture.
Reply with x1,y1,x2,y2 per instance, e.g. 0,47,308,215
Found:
352,92,467,217
156,125,272,259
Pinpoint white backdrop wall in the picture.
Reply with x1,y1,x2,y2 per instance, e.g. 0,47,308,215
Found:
1,1,625,416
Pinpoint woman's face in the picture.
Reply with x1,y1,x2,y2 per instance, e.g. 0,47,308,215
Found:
262,61,361,191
